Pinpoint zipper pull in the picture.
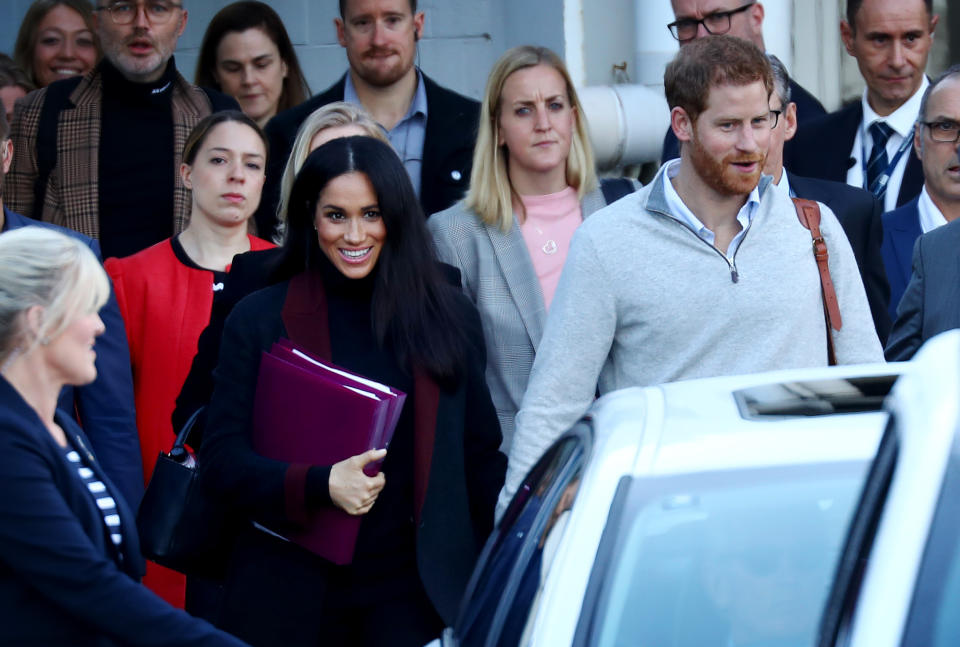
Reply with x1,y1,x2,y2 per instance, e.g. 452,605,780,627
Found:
730,266,739,283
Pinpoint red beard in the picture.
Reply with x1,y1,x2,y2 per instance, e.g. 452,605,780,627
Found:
689,133,765,196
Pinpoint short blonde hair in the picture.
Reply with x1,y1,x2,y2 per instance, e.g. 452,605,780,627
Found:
275,102,389,237
466,45,597,232
0,228,109,361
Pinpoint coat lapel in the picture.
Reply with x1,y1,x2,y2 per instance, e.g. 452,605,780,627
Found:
486,222,547,349
889,204,922,286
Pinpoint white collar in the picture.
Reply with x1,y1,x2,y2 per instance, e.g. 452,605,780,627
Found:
861,76,929,138
917,185,949,234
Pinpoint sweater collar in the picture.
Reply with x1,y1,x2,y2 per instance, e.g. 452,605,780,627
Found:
100,55,178,103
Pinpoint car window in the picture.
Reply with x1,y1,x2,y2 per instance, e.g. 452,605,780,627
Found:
900,436,960,647
735,375,898,419
454,422,591,647
580,463,869,647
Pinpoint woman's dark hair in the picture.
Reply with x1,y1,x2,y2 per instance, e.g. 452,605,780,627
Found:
182,110,268,166
195,1,310,114
285,136,468,381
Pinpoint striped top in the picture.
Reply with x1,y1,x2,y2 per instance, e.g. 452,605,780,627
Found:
63,447,124,558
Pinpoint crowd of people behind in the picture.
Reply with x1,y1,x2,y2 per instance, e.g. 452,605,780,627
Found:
0,0,956,645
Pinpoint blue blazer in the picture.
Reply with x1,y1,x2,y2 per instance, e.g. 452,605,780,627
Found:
881,197,922,322
885,218,960,361
3,207,143,510
787,101,924,210
0,378,246,646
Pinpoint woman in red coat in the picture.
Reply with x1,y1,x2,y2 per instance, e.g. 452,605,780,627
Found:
105,111,274,608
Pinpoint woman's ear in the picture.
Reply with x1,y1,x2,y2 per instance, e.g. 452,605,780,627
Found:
180,163,193,190
23,305,46,344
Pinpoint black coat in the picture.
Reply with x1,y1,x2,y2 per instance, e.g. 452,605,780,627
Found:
787,172,891,342
198,275,505,644
256,72,480,235
786,100,924,209
661,78,826,163
0,377,244,646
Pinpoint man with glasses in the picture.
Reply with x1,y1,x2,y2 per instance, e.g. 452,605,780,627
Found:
499,36,882,512
764,55,891,342
7,0,237,259
660,0,826,164
882,66,960,354
789,0,938,215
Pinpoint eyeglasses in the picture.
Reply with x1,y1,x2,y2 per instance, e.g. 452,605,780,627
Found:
922,120,960,144
769,109,782,129
95,1,183,26
667,2,756,42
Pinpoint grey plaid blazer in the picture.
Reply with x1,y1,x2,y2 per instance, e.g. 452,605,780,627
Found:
428,184,639,452
8,66,216,240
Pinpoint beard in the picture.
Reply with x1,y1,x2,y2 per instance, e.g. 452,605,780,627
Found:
689,133,765,196
350,47,411,87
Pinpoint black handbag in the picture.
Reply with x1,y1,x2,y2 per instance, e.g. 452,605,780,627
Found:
136,407,231,577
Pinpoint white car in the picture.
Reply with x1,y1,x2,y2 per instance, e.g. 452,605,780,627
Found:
438,332,960,647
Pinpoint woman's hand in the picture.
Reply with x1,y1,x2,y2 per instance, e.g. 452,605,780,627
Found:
328,448,387,515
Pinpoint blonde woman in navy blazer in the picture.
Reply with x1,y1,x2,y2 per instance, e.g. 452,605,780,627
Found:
428,46,638,453
0,228,246,646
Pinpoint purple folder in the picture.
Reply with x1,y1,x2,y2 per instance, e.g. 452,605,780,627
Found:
250,340,406,564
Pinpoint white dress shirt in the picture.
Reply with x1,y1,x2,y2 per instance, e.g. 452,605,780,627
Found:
846,77,929,213
917,185,949,234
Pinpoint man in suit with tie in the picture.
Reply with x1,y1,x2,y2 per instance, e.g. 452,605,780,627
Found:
882,65,960,321
789,0,939,213
660,0,826,163
884,216,960,361
257,0,479,236
764,55,891,341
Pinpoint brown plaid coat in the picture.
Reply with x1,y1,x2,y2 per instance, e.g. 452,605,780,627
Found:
7,67,216,240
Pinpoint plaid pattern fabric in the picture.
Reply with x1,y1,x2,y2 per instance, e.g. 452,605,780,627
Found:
426,184,637,451
8,67,215,240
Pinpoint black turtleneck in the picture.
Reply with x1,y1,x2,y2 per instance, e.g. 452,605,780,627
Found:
98,58,177,259
309,255,418,588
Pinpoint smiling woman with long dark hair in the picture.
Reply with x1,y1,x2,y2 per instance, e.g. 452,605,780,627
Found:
199,136,506,646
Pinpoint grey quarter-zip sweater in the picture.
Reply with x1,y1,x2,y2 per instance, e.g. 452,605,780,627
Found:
500,164,884,508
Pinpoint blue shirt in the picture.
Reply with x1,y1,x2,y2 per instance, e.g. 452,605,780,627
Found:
344,70,428,198
662,159,760,258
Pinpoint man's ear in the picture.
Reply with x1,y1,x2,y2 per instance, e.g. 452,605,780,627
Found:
671,106,694,143
914,122,924,161
840,20,856,56
413,11,425,41
176,9,188,37
783,102,798,142
335,18,348,48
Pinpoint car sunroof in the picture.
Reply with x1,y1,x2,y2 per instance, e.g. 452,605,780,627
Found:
734,375,899,419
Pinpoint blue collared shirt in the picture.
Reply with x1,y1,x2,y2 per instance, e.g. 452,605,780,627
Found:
662,159,760,258
344,70,428,198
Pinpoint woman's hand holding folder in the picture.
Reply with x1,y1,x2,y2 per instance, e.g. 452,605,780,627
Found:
329,448,388,515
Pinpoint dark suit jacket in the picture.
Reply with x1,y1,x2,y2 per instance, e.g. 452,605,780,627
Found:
3,206,143,510
257,71,480,235
661,78,826,163
787,100,924,209
885,218,960,361
787,173,891,341
0,377,245,646
881,197,922,322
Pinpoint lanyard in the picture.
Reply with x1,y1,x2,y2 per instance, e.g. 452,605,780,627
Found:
861,126,912,193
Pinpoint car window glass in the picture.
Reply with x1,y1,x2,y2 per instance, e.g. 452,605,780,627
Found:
900,441,960,647
589,465,867,647
455,429,589,647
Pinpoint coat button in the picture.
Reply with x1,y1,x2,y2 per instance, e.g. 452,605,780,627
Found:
450,170,462,181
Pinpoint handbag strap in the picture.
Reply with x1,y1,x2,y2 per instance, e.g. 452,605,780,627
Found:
792,197,841,365
172,406,205,452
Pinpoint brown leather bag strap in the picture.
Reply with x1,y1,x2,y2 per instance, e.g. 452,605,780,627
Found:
792,198,842,365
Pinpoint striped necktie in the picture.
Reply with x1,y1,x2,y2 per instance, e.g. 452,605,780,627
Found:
865,121,894,200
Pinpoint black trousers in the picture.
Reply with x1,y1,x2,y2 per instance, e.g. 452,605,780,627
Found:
216,526,443,646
